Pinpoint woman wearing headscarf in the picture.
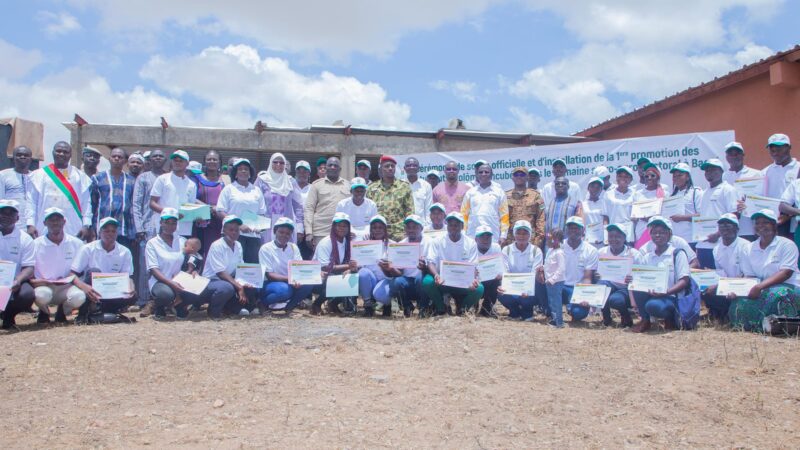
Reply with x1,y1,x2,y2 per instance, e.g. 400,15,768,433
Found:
311,212,358,315
256,153,305,243
631,163,666,248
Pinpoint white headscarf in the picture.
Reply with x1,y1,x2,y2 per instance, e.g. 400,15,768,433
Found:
259,153,293,197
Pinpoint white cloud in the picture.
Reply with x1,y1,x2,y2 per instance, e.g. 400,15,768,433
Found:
0,39,43,79
37,11,82,36
430,80,479,102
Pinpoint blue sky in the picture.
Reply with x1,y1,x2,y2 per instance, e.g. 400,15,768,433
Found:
1,0,798,149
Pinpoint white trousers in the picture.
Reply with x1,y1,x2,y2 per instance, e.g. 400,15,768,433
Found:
34,284,86,314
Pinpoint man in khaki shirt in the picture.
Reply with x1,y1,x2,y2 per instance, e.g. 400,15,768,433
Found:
506,166,545,247
303,157,350,247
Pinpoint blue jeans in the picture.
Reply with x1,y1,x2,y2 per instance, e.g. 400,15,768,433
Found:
152,279,236,318
632,291,677,321
390,274,427,311
598,280,632,324
696,248,716,270
261,281,316,311
545,281,565,326
498,293,537,320
562,284,591,321
358,268,393,305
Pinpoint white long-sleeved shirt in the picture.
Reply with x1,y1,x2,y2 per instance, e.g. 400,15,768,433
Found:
544,247,565,284
461,183,509,242
29,165,93,236
0,168,33,229
408,178,433,225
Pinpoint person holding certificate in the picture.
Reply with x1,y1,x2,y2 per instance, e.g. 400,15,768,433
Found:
389,215,430,318
475,225,502,316
215,158,267,264
335,177,378,241
631,163,666,247
358,215,402,317
596,223,640,328
0,200,36,330
729,209,800,331
694,159,739,269
421,211,483,316
149,150,200,238
199,216,249,318
311,212,358,315
581,177,605,248
559,216,599,322
70,217,135,324
665,163,702,246
631,217,691,333
722,141,760,240
601,167,635,246
696,214,749,323
259,218,317,312
497,220,543,321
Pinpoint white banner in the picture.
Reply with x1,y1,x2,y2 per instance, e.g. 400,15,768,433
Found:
395,130,734,191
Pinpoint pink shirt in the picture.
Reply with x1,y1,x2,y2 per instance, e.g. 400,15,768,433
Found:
433,182,470,214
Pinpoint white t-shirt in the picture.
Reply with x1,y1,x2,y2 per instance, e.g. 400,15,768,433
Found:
0,227,35,276
696,182,738,249
562,240,599,286
763,158,799,199
712,237,748,278
408,178,433,225
602,187,634,234
71,240,134,275
313,236,348,267
631,188,661,242
145,234,187,289
666,187,702,244
216,181,267,238
582,197,604,247
335,197,378,240
399,237,431,278
0,169,33,228
502,242,543,273
259,241,302,279
426,233,479,269
637,244,691,287
202,237,243,280
150,172,198,237
723,166,761,236
641,236,697,264
33,233,84,280
740,236,800,287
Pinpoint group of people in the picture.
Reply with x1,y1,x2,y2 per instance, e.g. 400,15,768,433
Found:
1,133,799,334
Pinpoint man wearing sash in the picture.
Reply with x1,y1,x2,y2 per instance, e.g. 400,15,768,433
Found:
28,142,94,241
0,146,35,236
0,200,35,329
91,147,135,248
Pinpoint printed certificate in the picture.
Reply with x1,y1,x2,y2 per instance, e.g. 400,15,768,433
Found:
734,177,766,198
501,273,536,296
744,194,781,219
440,261,477,288
630,265,669,293
387,242,421,269
716,277,759,297
179,203,211,222
235,263,264,288
477,254,504,282
585,222,605,244
690,269,719,290
325,273,359,297
660,195,684,219
0,260,17,287
288,260,322,285
350,240,383,266
570,283,611,308
631,198,662,219
423,229,446,239
241,211,270,231
172,271,210,296
691,217,718,242
597,256,633,284
91,273,131,299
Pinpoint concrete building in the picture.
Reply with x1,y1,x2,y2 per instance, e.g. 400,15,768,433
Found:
62,122,582,179
578,46,800,169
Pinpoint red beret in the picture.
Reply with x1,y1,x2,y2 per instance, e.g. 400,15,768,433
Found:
380,155,397,165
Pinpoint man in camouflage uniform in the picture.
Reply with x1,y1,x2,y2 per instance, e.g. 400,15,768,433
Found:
366,155,414,241
506,166,545,248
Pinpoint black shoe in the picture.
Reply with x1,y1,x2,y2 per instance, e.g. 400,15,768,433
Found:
1,313,16,330
382,304,392,317
433,309,447,316
363,305,374,317
328,300,342,315
37,311,51,324
445,304,453,316
403,306,412,318
55,305,68,323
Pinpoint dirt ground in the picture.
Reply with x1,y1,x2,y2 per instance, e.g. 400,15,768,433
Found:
1,308,799,449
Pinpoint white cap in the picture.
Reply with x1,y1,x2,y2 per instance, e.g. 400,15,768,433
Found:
606,223,628,237
767,133,791,147
332,212,351,223
475,225,493,236
647,215,673,231
170,150,190,161
426,169,441,179
356,159,372,169
370,214,388,226
717,213,739,227
350,177,368,190
188,161,203,174
587,176,604,187
0,199,20,212
143,151,152,159
592,166,610,178
273,217,295,230
474,159,488,169
82,146,101,155
404,214,424,227
700,158,724,170
513,220,532,234
751,208,777,222
98,217,119,229
222,215,243,226
670,162,691,174
445,211,464,223
160,207,179,220
429,202,445,212
128,153,145,163
725,141,744,152
43,207,65,222
295,160,311,171
565,216,584,228
616,166,635,177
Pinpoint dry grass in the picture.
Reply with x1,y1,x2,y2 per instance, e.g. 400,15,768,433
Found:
1,310,799,449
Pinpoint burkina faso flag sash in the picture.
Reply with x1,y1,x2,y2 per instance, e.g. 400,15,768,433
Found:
42,163,82,220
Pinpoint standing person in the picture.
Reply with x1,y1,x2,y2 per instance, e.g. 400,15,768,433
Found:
425,170,441,190
90,147,135,248
311,212,358,315
0,146,35,236
255,153,304,243
355,160,372,183
149,150,198,238
631,163,666,246
541,159,581,205
142,151,152,173
404,157,433,224
631,217,691,333
593,166,612,191
0,200,35,329
722,141,760,241
506,166,545,248
315,157,327,181
695,159,738,269
294,160,312,259
432,161,470,214
303,157,350,249
421,212,484,316
366,155,414,241
259,218,317,312
29,141,93,240
335,177,378,240
560,217,599,322
703,214,748,323
527,168,541,191
762,134,797,238
216,158,266,263
127,153,144,178
582,177,606,248
496,220,543,320
132,149,166,312
30,207,87,324
544,177,582,240
596,224,639,327
632,157,668,193
542,229,566,327
461,164,509,244
389,215,431,318
666,163,702,247
194,150,225,257
81,146,101,178
601,167,636,244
